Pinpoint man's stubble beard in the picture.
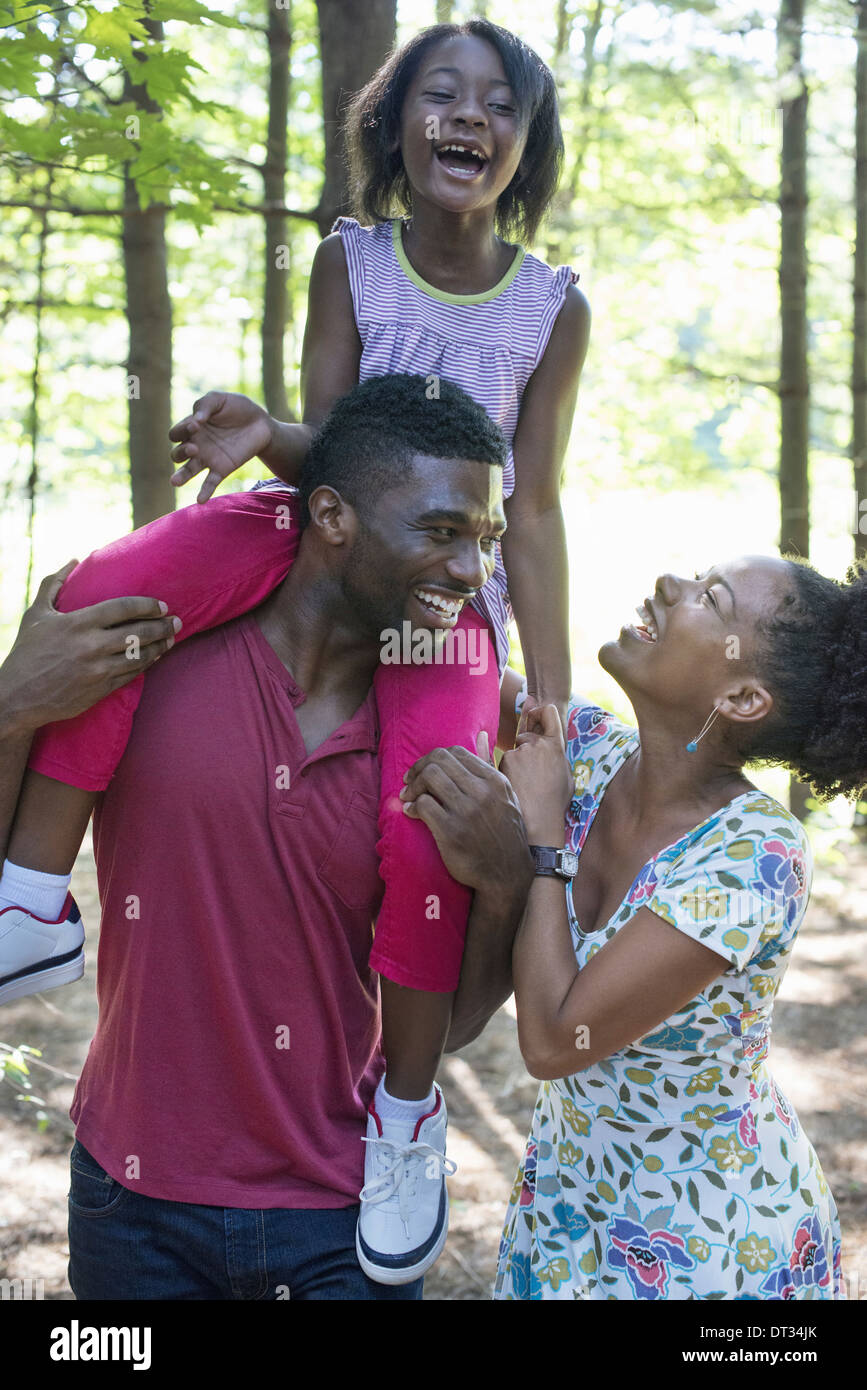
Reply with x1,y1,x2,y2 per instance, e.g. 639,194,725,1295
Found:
338,518,406,641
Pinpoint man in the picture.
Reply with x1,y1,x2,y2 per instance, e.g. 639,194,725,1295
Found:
2,374,534,1300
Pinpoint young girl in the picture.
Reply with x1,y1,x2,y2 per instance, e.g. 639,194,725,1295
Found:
0,19,590,1283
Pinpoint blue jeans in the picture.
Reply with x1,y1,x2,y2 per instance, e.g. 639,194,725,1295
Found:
67,1139,423,1301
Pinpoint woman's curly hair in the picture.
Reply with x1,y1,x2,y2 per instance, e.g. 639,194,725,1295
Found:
740,558,867,801
343,19,564,246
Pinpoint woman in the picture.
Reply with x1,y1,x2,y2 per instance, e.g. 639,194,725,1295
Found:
402,553,865,1299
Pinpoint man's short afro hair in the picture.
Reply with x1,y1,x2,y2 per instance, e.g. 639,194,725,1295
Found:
298,373,507,527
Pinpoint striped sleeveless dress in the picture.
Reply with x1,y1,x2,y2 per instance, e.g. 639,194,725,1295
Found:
333,217,578,680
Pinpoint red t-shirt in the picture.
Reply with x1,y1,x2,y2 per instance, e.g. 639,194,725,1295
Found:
70,613,385,1208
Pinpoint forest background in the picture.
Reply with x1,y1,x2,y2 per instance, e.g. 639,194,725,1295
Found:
0,0,864,812
0,0,866,1306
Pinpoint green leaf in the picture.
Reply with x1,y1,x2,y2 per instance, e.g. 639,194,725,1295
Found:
687,1178,700,1214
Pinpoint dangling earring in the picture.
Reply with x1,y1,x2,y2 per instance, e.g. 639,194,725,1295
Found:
686,707,720,753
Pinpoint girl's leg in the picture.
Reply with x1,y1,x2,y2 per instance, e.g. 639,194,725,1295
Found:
6,773,97,876
29,489,300,794
2,491,300,1004
0,773,96,1004
377,981,453,1101
372,610,500,1097
357,612,499,1283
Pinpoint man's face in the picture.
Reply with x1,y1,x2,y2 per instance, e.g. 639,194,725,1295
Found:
338,452,506,639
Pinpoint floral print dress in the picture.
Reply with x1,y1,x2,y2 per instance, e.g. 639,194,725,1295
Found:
494,703,843,1301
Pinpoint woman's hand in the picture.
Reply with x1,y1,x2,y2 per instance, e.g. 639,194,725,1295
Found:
499,696,572,845
400,732,534,899
169,392,275,501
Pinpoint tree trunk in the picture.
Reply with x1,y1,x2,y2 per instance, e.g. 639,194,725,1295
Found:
435,0,452,22
854,0,867,564
778,0,809,560
122,18,174,528
555,0,572,60
262,0,292,421
777,0,810,820
313,0,397,237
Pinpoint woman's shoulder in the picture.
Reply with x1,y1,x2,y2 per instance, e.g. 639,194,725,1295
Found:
565,698,637,762
650,789,813,971
680,789,812,866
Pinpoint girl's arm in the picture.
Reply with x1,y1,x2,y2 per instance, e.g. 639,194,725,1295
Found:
170,234,361,500
501,704,729,1081
503,284,591,728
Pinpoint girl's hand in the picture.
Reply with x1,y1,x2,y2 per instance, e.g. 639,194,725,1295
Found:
499,696,572,844
169,392,275,502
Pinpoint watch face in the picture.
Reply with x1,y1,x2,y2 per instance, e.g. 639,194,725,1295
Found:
561,851,579,876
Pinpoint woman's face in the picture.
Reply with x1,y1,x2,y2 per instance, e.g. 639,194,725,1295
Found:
599,555,796,732
397,35,527,221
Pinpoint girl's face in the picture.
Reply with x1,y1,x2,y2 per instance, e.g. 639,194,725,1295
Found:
397,34,527,222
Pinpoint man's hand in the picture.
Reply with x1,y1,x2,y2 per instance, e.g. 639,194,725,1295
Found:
500,697,573,845
0,562,180,736
169,391,274,502
400,731,535,899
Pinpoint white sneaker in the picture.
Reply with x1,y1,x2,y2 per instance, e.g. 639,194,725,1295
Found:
0,894,84,1006
356,1083,456,1285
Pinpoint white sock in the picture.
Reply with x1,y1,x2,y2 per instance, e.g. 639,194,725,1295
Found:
374,1077,437,1132
0,859,71,921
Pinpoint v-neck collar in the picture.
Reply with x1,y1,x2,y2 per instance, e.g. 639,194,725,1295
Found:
567,729,753,938
243,614,379,764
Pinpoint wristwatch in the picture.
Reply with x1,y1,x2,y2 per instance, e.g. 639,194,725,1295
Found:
529,846,579,880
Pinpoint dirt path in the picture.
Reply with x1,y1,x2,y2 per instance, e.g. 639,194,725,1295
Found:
1,835,865,1302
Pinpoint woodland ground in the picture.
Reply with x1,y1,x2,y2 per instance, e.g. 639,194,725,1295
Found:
0,834,864,1304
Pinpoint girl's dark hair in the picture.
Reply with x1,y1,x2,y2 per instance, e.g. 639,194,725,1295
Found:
740,558,867,801
344,19,563,245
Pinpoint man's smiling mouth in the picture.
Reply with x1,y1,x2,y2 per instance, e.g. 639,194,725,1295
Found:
413,588,467,624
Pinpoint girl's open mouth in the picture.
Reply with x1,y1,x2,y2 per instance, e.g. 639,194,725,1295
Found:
435,144,488,178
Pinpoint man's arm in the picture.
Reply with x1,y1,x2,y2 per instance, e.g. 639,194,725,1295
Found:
0,564,178,861
398,734,535,1051
445,882,527,1052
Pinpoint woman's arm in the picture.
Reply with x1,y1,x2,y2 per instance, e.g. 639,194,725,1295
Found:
169,234,361,499
513,888,729,1080
500,702,729,1080
504,284,590,727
